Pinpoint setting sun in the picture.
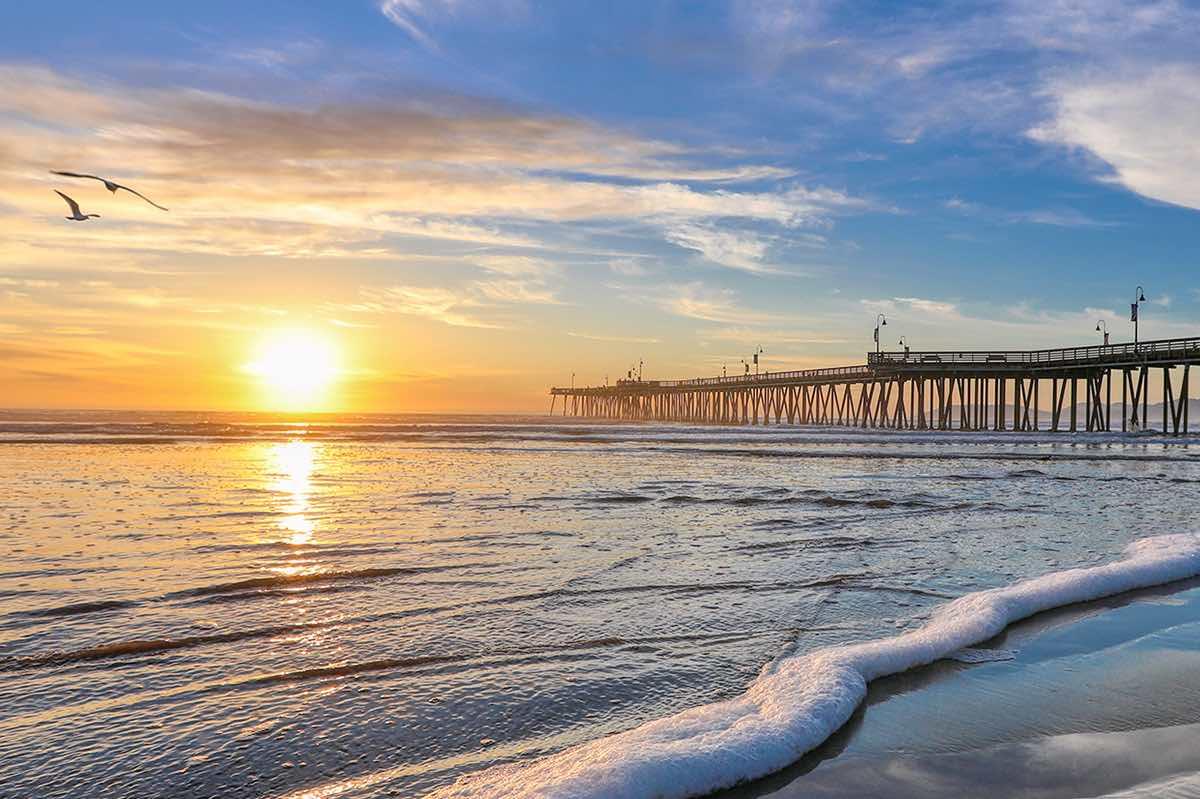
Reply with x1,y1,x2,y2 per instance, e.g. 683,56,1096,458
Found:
245,329,339,410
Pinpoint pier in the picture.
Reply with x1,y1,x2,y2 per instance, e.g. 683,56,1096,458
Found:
550,336,1200,434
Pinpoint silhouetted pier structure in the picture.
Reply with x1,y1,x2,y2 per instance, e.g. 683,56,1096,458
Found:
550,337,1200,434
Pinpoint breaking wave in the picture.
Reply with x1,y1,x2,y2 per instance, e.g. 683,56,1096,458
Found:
427,533,1200,799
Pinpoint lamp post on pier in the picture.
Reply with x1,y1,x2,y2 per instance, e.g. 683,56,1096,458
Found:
752,346,764,376
1095,320,1109,346
873,314,887,354
1132,286,1147,345
898,336,910,360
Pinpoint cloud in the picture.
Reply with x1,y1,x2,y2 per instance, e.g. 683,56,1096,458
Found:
567,332,661,344
473,279,560,305
1006,0,1197,52
664,224,774,274
608,258,650,277
651,282,780,324
701,326,849,345
355,285,497,328
379,0,527,49
379,0,443,47
1007,208,1118,228
731,0,834,75
471,255,559,277
862,296,960,318
0,65,866,265
945,196,1115,228
1030,64,1200,211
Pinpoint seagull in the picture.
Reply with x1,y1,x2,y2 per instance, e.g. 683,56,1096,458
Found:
55,190,100,221
50,170,168,211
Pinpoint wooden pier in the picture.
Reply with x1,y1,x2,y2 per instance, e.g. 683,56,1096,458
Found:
550,336,1200,434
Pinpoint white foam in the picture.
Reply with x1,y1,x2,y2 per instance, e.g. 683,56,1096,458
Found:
428,533,1200,799
1097,772,1200,798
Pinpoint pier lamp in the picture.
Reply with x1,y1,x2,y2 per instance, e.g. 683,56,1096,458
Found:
874,314,887,354
1095,320,1109,346
898,336,910,359
752,346,764,376
1132,286,1147,345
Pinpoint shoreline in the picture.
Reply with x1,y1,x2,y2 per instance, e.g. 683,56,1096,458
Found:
719,577,1200,798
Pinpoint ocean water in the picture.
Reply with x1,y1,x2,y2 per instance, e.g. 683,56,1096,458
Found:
1,411,1198,798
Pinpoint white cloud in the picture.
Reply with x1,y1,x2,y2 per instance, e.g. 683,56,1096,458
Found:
379,0,528,48
664,225,775,274
862,296,960,318
1031,64,1200,210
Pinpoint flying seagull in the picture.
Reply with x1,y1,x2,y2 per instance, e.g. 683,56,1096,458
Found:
51,171,168,211
55,190,100,221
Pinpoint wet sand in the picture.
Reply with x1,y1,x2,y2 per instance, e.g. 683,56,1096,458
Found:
720,578,1200,798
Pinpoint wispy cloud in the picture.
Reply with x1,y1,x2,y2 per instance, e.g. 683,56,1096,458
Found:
355,285,498,328
378,0,528,50
651,282,780,324
0,65,868,266
567,331,661,344
665,224,775,274
861,296,960,318
945,196,1117,228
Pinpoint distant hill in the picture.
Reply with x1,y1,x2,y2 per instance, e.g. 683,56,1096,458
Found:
1063,398,1200,432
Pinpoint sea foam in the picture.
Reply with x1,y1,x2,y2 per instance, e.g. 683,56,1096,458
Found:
429,533,1200,799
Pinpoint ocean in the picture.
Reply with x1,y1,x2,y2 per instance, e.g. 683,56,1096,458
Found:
1,411,1198,798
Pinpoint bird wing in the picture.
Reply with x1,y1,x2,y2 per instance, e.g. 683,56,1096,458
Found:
54,189,82,215
51,170,106,182
111,182,169,211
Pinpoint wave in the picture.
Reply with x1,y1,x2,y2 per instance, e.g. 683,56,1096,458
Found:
163,565,469,600
3,413,1197,448
5,564,474,628
11,599,138,618
426,532,1200,799
550,487,955,511
2,574,856,671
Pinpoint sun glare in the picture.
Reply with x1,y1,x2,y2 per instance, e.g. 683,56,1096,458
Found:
246,329,339,410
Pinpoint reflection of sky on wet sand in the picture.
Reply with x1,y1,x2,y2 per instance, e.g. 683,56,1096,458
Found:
721,583,1200,799
732,722,1200,799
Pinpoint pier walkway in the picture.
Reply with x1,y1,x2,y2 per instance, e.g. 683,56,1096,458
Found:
549,336,1200,434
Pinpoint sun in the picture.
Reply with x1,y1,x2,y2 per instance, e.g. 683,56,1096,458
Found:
245,329,340,410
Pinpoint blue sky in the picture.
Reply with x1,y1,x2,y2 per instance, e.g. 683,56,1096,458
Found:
1,1,1198,409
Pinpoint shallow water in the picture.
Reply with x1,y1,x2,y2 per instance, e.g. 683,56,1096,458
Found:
1,411,1197,798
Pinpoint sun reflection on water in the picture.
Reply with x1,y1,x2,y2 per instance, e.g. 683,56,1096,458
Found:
271,440,318,546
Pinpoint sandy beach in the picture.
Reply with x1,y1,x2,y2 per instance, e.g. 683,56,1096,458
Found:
722,578,1200,798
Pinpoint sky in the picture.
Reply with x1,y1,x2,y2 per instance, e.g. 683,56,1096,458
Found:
1,0,1198,412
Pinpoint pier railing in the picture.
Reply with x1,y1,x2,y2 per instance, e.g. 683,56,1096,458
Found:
635,364,872,389
868,335,1200,370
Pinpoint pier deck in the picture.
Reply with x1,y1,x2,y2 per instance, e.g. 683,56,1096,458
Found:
550,336,1200,434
